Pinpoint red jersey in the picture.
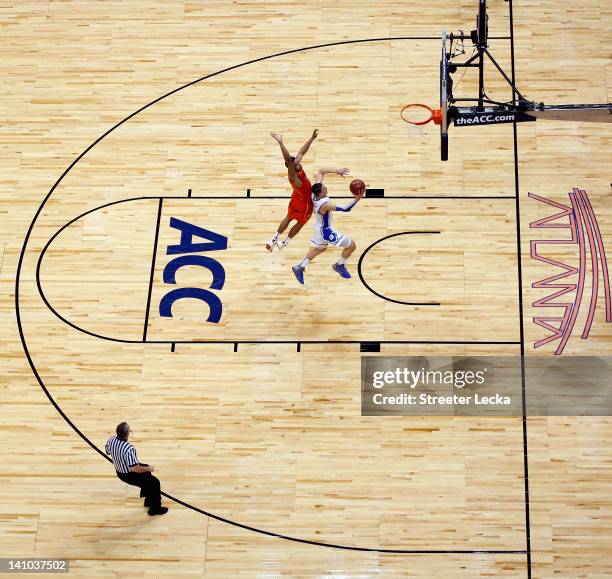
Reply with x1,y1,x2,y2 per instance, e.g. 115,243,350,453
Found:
289,168,312,204
287,168,313,225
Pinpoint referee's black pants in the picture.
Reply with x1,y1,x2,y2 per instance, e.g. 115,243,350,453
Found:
116,468,161,509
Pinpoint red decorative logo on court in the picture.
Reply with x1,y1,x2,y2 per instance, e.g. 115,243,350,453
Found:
530,188,611,355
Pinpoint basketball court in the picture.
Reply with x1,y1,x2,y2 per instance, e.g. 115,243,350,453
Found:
2,1,611,576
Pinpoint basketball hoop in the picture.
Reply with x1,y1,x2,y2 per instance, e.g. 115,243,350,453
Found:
401,103,443,126
401,104,443,138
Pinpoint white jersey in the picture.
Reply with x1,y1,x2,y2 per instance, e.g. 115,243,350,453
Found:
313,195,334,238
310,194,348,248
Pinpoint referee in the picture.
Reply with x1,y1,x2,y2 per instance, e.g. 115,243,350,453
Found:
105,422,168,516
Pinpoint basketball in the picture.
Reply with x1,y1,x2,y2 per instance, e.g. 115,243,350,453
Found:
350,179,365,195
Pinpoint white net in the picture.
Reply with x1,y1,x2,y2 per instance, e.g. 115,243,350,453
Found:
407,123,425,137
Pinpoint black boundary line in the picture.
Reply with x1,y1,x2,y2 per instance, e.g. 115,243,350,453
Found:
14,34,521,555
171,342,176,353
143,199,163,342
508,1,532,576
188,188,192,198
358,231,441,306
145,488,532,556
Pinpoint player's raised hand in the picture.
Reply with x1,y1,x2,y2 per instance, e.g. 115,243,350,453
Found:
270,132,282,143
312,128,319,139
339,167,350,177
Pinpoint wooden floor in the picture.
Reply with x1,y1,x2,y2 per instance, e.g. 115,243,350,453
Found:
2,1,611,577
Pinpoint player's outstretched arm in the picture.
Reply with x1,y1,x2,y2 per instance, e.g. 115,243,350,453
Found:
294,128,318,164
320,191,364,213
271,132,302,188
336,190,364,212
318,167,350,177
271,132,292,164
315,167,350,184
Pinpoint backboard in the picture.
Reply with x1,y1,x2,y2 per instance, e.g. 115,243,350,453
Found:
440,31,449,161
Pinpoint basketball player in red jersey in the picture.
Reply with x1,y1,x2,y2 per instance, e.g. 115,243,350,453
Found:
266,130,319,251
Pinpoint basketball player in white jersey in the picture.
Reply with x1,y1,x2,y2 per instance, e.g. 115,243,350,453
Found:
292,171,364,285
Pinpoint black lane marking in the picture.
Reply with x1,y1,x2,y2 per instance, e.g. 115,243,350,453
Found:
246,189,251,198
188,188,192,198
16,35,519,554
171,342,176,353
143,198,163,342
358,232,441,306
365,188,384,198
508,1,532,576
36,197,517,344
360,342,381,353
233,342,238,352
149,340,522,345
33,202,528,350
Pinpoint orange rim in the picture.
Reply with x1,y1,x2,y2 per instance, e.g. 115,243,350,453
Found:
401,104,442,126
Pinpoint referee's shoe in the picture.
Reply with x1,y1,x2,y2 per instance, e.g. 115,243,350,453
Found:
105,422,168,516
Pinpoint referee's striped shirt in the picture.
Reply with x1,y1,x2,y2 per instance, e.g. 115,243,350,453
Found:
105,436,139,474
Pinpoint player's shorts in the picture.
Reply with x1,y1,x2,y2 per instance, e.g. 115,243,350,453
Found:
311,227,352,249
287,198,313,225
